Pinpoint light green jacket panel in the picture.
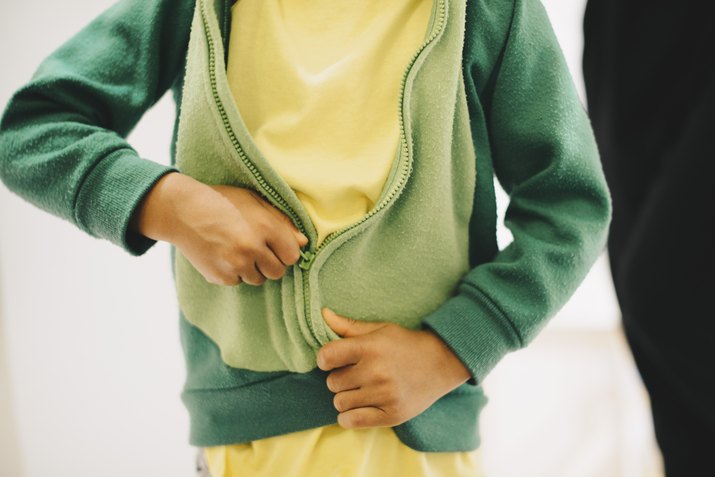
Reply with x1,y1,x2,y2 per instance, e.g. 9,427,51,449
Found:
174,0,477,373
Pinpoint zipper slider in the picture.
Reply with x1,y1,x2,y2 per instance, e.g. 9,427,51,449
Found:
298,249,315,270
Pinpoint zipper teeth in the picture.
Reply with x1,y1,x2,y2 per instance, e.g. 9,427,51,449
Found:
199,0,319,343
198,1,307,240
310,0,447,258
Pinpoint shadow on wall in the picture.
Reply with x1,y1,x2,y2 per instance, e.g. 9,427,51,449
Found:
0,258,25,477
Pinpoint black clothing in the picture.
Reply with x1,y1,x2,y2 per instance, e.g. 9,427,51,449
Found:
583,2,715,475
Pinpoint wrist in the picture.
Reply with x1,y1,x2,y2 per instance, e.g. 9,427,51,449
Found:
130,171,203,244
422,329,472,389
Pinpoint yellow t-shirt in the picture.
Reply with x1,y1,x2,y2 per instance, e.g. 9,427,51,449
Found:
226,0,434,245
203,424,482,477
211,0,483,475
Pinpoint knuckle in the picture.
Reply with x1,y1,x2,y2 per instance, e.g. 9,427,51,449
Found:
254,216,273,234
372,368,391,385
234,235,262,257
223,258,243,275
227,244,249,263
230,259,249,276
244,242,264,258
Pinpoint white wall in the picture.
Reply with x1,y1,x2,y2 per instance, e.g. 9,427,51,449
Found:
0,1,628,476
0,1,193,475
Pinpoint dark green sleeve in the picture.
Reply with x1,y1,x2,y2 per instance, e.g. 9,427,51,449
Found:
0,0,196,255
422,0,612,384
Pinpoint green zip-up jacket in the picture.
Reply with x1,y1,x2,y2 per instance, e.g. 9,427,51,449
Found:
0,0,611,452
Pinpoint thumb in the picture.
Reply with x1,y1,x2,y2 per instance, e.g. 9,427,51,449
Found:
321,308,384,338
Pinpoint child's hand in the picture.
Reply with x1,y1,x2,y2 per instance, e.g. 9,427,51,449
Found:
130,172,308,286
317,308,472,429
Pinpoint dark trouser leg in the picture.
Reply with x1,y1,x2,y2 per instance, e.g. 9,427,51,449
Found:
584,3,715,473
593,82,715,476
623,319,715,476
612,97,715,472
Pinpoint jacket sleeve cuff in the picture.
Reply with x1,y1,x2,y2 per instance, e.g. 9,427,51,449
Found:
420,291,522,385
73,148,178,256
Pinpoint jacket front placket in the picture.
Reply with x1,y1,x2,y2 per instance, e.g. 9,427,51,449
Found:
198,0,449,348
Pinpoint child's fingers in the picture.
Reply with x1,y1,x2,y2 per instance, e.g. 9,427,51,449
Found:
337,407,394,429
325,364,374,393
333,388,374,413
239,261,268,286
255,250,289,280
321,308,385,337
265,233,303,267
317,338,363,371
263,199,308,245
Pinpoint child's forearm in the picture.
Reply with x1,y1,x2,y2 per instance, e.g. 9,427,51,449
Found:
0,0,195,257
129,171,203,244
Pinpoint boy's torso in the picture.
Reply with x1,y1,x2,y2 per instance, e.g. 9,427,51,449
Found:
173,0,488,452
174,0,475,373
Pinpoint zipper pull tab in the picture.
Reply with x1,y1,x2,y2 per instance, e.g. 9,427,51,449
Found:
298,249,315,270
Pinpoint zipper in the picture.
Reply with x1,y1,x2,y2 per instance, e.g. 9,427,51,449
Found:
198,0,309,242
295,0,447,265
200,0,447,344
199,0,322,341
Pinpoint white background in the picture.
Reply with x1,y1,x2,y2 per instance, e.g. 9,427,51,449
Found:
0,1,659,476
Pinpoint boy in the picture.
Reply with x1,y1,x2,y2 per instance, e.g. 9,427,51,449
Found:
0,0,611,475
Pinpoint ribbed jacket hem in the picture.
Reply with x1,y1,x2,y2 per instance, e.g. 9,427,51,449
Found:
181,367,486,452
